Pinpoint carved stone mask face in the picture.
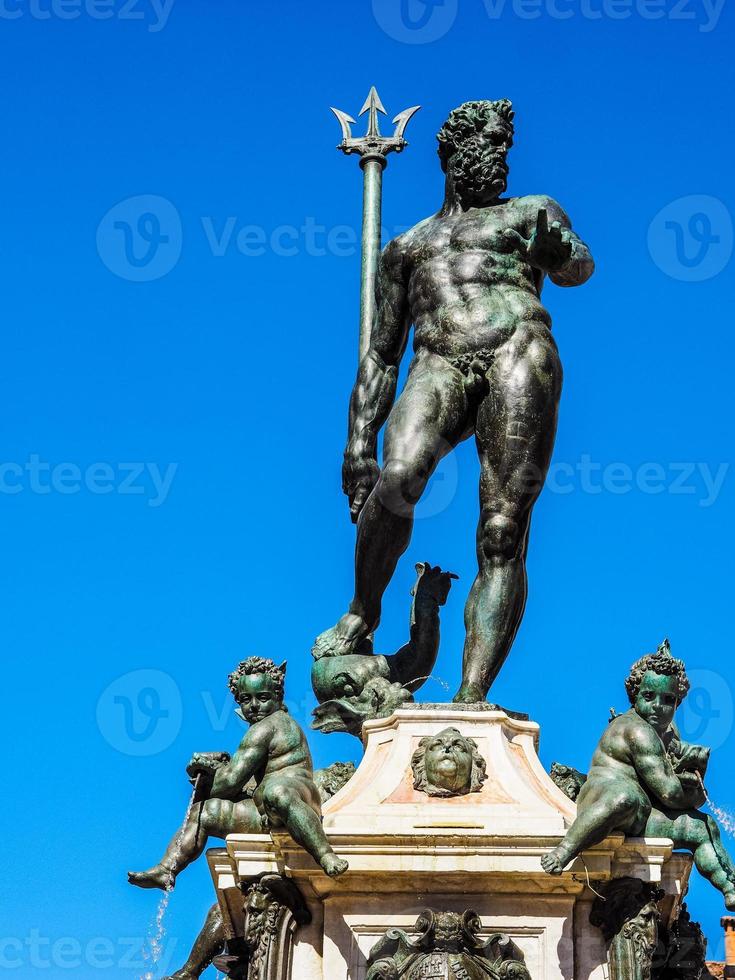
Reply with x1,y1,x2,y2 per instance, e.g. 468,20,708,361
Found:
423,730,475,794
411,727,488,798
634,671,678,736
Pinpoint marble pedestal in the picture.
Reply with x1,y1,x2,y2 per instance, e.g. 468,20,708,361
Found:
208,705,692,980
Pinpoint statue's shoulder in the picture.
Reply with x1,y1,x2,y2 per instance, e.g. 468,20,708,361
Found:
509,193,570,227
611,711,662,755
386,215,437,254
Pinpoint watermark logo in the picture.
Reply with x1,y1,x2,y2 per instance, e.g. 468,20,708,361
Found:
648,195,733,282
0,455,177,507
97,194,182,282
372,0,725,38
97,669,182,756
372,0,459,42
0,0,176,31
678,668,734,750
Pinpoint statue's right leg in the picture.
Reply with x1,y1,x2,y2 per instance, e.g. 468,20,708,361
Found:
542,779,647,875
128,799,262,891
327,353,470,652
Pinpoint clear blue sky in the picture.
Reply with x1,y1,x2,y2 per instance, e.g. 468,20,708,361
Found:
1,0,733,975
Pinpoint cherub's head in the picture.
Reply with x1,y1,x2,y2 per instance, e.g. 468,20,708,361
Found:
625,639,690,736
437,99,515,208
228,657,287,724
412,727,487,797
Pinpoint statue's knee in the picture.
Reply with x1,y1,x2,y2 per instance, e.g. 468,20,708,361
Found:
263,783,294,816
609,790,638,818
480,511,521,564
378,458,427,510
201,799,222,830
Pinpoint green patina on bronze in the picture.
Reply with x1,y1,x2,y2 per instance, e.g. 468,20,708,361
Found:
366,908,532,980
543,641,735,911
311,561,456,737
317,98,594,705
128,658,348,895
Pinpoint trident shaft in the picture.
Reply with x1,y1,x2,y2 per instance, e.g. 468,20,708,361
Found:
331,87,420,363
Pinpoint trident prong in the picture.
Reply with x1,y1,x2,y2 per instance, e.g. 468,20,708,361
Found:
331,85,421,160
330,107,356,144
331,86,421,364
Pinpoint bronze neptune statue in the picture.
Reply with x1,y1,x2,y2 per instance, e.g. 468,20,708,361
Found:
316,99,594,703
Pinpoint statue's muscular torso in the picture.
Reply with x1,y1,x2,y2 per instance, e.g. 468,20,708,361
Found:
394,194,580,359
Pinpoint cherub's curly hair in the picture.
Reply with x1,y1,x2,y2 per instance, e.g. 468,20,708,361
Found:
228,657,286,702
437,99,515,173
624,639,690,705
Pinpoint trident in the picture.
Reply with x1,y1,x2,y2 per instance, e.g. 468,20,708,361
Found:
331,87,420,363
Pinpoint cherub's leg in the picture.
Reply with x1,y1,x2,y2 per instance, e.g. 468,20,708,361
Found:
162,902,224,980
666,812,735,909
457,328,562,702
129,798,262,891
542,782,644,875
262,782,348,878
314,353,469,659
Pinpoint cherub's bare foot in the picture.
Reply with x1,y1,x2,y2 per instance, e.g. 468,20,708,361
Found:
127,865,175,891
452,683,486,704
320,853,349,877
541,849,567,876
725,888,735,912
313,613,370,661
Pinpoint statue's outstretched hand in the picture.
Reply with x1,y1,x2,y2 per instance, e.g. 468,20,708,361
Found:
679,771,707,809
342,452,380,524
502,208,573,273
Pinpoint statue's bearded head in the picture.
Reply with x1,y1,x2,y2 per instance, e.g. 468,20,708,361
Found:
437,99,515,208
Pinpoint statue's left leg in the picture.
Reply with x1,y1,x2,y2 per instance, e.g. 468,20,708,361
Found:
454,326,562,702
161,902,224,980
261,776,349,878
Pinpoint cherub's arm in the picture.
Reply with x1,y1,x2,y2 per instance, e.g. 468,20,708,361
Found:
210,728,269,800
630,723,703,810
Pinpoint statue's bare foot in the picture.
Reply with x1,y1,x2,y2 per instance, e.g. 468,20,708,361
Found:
541,850,567,876
127,865,175,891
452,683,486,704
313,613,370,660
320,853,349,877
725,888,735,912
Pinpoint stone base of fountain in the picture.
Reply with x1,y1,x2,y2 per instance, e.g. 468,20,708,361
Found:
208,706,694,980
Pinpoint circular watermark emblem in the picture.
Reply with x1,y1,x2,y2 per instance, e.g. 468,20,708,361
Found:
648,194,733,282
678,668,734,751
97,669,183,756
372,0,458,43
97,194,182,282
